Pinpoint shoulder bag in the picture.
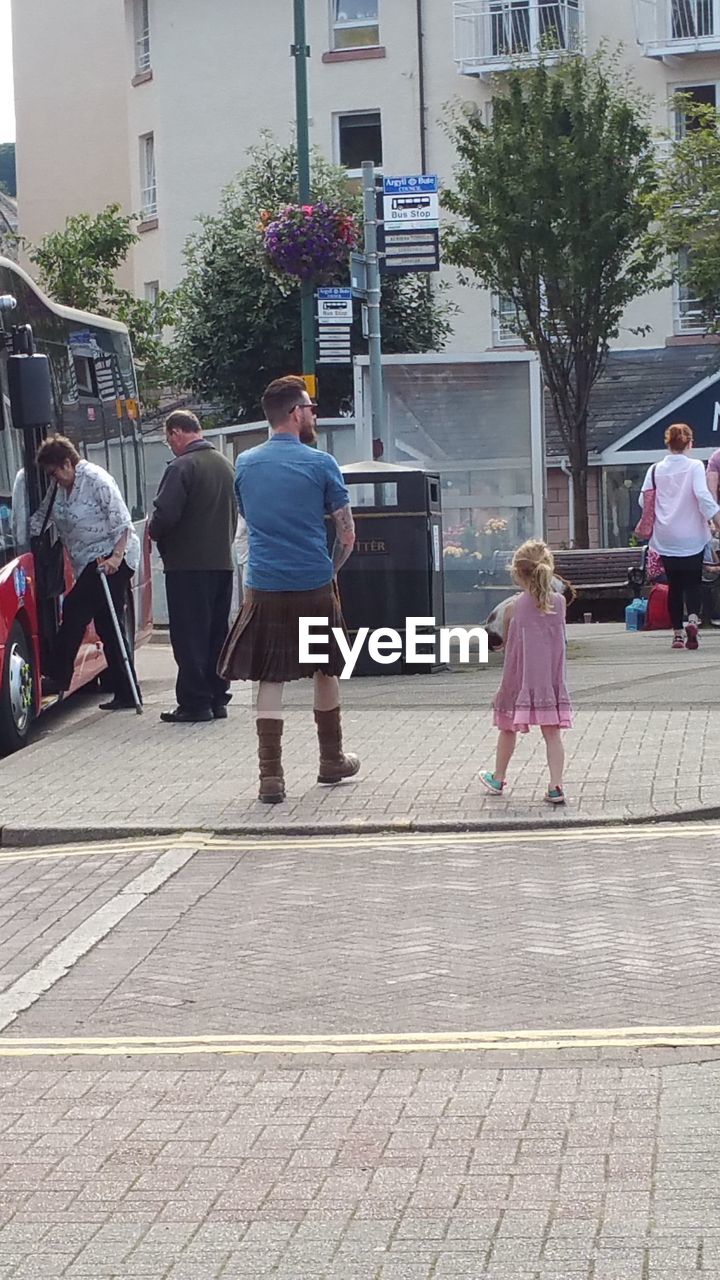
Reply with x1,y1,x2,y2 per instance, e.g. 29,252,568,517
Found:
31,483,66,599
634,464,657,541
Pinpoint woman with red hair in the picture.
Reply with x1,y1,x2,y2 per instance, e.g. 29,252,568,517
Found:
639,423,720,650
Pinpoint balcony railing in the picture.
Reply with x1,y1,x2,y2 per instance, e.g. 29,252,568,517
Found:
634,0,720,57
136,28,151,72
454,1,584,76
492,295,525,345
674,287,709,334
140,184,157,221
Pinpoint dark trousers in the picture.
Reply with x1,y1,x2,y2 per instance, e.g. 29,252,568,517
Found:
703,577,720,623
165,569,233,714
51,560,139,700
661,553,703,631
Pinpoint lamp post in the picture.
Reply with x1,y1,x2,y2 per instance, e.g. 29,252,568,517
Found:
291,0,316,395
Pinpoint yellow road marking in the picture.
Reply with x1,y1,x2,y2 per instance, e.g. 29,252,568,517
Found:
7,1021,720,1044
0,820,718,866
3,1023,720,1058
4,1018,717,1059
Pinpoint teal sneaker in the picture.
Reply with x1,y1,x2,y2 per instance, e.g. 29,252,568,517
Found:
479,771,505,795
545,786,566,806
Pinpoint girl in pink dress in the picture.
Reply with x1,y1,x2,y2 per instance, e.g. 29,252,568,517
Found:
480,539,573,805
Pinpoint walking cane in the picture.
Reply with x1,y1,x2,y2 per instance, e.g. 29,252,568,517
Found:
96,565,143,715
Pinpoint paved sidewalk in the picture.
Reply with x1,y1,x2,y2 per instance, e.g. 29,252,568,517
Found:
0,625,718,841
2,1057,720,1280
3,825,720,1277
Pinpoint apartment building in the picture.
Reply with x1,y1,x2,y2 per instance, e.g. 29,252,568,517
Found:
12,1,720,546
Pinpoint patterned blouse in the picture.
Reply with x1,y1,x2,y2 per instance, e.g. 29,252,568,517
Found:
30,461,141,578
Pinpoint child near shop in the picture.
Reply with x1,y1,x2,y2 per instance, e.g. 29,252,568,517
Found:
480,539,573,806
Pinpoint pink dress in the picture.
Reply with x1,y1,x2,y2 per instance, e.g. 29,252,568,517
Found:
493,590,573,733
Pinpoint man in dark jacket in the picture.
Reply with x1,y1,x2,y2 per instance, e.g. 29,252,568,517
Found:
149,410,237,723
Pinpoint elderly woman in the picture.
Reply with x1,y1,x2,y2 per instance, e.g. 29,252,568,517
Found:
639,422,720,651
31,435,141,708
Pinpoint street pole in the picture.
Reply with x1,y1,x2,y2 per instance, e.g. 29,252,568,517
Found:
292,0,316,393
362,160,386,455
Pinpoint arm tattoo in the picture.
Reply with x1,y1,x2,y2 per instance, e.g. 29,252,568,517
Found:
331,504,355,573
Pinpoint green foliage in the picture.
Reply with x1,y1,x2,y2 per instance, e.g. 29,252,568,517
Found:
442,53,663,546
653,98,720,328
28,205,138,313
26,205,176,404
0,143,16,198
173,134,453,418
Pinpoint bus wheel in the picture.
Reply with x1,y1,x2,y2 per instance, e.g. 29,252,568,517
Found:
0,622,35,755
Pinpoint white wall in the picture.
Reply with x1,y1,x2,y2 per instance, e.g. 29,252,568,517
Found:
12,0,133,289
13,0,720,351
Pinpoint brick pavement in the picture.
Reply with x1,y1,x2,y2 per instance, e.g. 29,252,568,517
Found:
7,827,720,1040
1,625,719,840
0,821,719,1275
0,1058,719,1278
0,847,163,1001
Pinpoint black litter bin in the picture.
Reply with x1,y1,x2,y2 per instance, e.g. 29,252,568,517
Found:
330,461,446,676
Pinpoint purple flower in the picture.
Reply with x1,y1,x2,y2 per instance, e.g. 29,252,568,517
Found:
263,202,360,281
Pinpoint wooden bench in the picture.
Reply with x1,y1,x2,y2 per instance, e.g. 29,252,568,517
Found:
484,547,647,599
552,547,647,599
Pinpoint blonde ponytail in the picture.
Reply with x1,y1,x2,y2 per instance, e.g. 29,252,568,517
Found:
511,540,556,614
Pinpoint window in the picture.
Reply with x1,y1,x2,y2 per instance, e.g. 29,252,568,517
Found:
0,426,25,566
493,293,524,345
332,0,379,49
139,133,157,220
134,0,151,72
675,248,708,333
144,280,162,335
490,1,579,58
673,81,718,137
72,354,97,398
671,0,715,39
336,111,382,175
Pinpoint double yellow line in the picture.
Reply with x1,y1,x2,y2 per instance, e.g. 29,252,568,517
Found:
1,820,719,865
2,1023,720,1058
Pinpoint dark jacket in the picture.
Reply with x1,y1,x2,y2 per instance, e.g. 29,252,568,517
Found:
149,439,237,571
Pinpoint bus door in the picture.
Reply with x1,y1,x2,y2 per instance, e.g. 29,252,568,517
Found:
0,333,60,688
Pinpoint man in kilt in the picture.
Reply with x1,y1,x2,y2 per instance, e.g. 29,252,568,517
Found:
218,376,359,803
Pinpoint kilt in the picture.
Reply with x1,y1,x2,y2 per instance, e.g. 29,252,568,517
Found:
217,582,348,682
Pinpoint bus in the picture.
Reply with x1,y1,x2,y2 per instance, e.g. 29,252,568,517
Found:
0,257,152,755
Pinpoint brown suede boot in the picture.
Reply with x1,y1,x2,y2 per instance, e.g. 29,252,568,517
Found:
314,707,360,784
256,718,285,803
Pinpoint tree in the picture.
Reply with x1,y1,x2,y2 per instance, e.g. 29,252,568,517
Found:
173,134,453,419
442,55,663,547
26,204,175,403
653,98,720,330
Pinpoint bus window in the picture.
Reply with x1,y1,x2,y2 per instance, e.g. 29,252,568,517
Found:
104,399,129,505
121,418,146,520
73,354,97,398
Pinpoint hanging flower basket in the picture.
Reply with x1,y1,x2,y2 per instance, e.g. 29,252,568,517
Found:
260,202,359,282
